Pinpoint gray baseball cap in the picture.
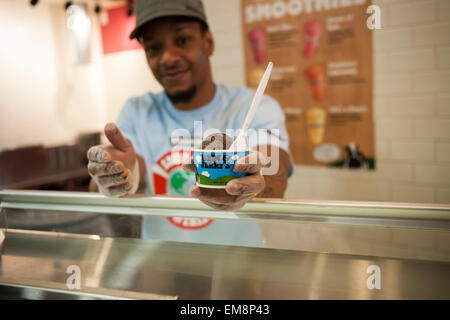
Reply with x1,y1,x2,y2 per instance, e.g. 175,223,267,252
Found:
130,0,208,39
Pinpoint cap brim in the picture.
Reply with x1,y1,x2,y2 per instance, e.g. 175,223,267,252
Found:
129,10,208,40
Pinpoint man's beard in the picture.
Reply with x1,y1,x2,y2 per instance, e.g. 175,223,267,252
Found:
166,86,197,104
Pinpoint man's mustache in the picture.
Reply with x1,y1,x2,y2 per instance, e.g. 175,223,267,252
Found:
159,63,192,75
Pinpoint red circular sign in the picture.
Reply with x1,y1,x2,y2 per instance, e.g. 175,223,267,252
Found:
167,217,214,230
153,149,214,230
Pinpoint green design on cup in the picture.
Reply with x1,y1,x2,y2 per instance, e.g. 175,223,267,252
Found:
198,174,240,186
193,149,250,188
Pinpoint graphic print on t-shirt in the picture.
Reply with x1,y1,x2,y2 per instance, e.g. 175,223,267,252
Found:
152,149,214,229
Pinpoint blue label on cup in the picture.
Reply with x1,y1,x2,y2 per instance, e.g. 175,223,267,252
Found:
193,150,250,188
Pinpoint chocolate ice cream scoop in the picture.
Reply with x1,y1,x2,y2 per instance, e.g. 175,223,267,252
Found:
200,133,234,150
193,133,249,190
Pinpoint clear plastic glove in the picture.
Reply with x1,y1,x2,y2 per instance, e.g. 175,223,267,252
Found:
183,150,271,211
87,123,140,197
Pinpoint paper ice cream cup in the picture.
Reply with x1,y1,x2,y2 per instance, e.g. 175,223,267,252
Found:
193,149,251,188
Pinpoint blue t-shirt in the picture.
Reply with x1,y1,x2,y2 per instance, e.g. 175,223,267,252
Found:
116,84,291,248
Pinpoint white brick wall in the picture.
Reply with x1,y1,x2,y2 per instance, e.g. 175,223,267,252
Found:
376,73,412,95
414,119,450,138
413,23,450,46
437,187,450,203
390,48,435,71
413,71,450,93
392,184,435,202
437,142,450,162
388,1,435,26
374,53,389,73
376,119,413,138
437,0,450,20
204,0,450,204
390,95,435,116
438,94,450,115
374,28,412,50
416,165,450,184
438,46,450,68
376,139,391,159
391,141,434,161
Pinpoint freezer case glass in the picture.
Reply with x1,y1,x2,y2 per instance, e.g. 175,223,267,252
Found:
0,190,449,299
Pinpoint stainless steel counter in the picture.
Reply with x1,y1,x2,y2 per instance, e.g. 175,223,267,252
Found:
0,190,449,299
1,228,449,300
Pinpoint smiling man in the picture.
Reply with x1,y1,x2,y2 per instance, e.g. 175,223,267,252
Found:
87,0,292,247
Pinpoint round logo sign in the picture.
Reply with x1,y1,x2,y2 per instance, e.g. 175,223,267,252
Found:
153,149,214,230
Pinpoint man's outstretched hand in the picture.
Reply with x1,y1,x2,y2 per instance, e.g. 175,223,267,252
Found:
87,123,141,197
183,151,270,211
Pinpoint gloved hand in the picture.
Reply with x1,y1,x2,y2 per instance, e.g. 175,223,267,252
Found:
183,150,270,211
87,123,140,197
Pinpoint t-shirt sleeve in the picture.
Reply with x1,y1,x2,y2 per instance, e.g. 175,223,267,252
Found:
247,95,290,153
247,94,294,177
115,98,143,156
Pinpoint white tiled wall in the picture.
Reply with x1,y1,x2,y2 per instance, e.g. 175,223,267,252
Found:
204,0,450,204
0,0,109,150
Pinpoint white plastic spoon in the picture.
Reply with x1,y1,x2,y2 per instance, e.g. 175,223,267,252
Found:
229,61,274,151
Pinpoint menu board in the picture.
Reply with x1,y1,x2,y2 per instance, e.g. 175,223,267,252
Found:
241,0,375,169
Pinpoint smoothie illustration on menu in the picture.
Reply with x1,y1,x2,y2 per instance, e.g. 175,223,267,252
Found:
248,29,266,64
305,64,326,101
303,21,324,58
249,68,265,91
306,107,327,145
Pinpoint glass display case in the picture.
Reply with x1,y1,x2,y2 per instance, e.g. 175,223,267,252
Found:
0,189,449,299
